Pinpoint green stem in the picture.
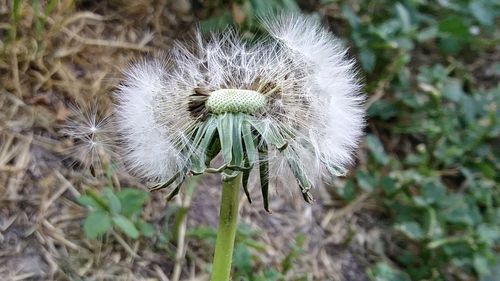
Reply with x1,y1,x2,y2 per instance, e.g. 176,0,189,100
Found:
210,173,242,281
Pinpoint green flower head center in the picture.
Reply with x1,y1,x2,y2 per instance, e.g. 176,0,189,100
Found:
206,89,267,114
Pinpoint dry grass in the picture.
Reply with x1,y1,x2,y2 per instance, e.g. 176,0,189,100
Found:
0,1,380,280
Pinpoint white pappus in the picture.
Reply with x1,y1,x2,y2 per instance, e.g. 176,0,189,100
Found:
114,14,365,208
60,102,117,175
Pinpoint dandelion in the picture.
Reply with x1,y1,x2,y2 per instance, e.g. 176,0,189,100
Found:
115,14,364,281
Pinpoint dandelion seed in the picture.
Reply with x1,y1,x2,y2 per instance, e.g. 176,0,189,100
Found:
115,14,365,207
60,102,118,176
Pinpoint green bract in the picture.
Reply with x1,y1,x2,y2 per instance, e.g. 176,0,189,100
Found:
152,111,313,212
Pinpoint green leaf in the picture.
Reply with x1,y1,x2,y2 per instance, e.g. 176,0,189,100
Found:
78,195,106,211
474,254,492,276
360,49,376,72
341,4,360,28
251,0,274,15
103,188,121,214
137,221,156,238
368,262,411,281
367,134,389,165
356,170,376,192
279,0,300,12
188,226,217,242
438,15,470,55
367,100,397,120
441,195,481,226
116,188,149,218
338,180,356,201
261,268,283,281
395,221,425,240
438,16,470,38
200,11,233,33
414,181,447,206
395,3,412,33
461,94,478,123
470,1,494,26
481,256,500,281
416,26,438,42
112,215,139,239
232,243,253,275
477,224,500,245
84,211,112,239
442,78,465,102
439,37,464,55
380,176,398,195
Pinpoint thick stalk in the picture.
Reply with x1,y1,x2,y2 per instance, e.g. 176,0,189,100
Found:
210,173,242,281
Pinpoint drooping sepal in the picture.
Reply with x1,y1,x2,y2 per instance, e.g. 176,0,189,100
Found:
258,145,270,213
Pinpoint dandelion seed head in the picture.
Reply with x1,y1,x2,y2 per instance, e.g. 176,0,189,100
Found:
115,14,365,199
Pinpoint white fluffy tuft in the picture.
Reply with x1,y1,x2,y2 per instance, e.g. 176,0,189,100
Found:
60,103,118,175
115,14,365,186
115,58,185,181
263,14,365,179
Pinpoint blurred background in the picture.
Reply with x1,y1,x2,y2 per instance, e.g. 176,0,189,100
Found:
0,0,498,280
